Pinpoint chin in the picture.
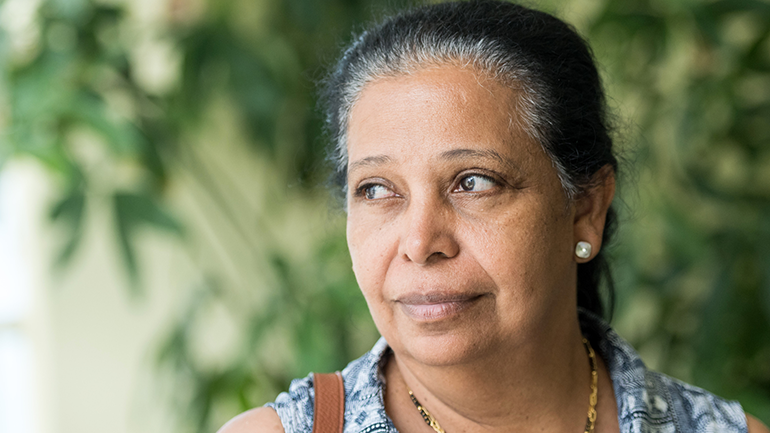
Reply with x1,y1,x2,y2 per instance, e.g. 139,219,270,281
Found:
383,317,501,367
417,334,495,366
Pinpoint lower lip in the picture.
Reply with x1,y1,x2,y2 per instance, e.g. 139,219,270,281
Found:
398,297,480,322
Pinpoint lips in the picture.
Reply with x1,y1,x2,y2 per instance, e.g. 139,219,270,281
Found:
396,292,483,321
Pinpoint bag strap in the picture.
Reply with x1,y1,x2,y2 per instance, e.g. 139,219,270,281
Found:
312,372,345,433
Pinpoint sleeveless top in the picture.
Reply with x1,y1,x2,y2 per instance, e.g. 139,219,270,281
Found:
267,311,747,433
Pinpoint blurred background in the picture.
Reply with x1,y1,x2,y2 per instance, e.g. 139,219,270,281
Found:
0,0,768,432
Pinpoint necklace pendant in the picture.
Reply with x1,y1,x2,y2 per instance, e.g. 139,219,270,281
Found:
407,337,598,433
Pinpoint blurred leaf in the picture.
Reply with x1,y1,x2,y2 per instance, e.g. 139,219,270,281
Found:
113,191,183,293
4,0,770,430
49,188,86,266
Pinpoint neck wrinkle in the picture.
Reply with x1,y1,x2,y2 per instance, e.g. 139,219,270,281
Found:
385,318,592,433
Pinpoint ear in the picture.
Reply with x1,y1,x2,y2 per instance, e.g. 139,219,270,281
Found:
573,165,615,263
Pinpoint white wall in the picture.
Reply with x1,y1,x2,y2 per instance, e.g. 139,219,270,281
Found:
0,160,185,433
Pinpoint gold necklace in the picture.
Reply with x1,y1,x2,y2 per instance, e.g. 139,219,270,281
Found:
407,337,599,433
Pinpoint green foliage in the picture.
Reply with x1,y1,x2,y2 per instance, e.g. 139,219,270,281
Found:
114,191,182,291
155,229,376,431
549,0,770,422
49,187,85,266
2,0,769,430
3,0,386,430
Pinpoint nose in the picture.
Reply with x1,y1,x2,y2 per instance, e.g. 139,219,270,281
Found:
399,195,459,265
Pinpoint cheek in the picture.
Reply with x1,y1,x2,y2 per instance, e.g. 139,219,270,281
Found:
464,224,534,294
346,213,402,337
464,199,573,293
346,212,393,296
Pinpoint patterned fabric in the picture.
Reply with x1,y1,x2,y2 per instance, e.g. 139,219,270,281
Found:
267,311,747,433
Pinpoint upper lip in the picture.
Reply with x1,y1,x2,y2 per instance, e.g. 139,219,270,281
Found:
395,291,483,305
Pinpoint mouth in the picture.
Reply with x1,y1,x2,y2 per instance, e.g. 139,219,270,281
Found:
395,292,484,322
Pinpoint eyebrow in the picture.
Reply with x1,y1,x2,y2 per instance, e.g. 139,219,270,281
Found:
348,155,393,174
439,148,522,174
347,148,522,175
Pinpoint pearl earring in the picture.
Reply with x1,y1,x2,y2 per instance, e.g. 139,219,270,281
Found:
575,241,592,259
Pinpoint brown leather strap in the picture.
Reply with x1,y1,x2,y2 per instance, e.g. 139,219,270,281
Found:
312,372,345,433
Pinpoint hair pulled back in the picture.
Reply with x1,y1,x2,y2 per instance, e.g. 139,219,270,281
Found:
322,0,618,318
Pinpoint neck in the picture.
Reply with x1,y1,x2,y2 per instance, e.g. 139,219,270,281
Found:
384,314,592,433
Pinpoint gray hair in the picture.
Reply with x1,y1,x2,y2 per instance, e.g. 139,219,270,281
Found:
327,30,578,200
321,0,619,318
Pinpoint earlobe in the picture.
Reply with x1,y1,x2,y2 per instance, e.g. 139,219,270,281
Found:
573,165,616,262
575,241,592,259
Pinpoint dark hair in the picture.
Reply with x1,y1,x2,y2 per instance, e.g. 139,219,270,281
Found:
321,0,618,319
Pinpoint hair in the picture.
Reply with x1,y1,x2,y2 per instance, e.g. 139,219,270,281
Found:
321,0,618,319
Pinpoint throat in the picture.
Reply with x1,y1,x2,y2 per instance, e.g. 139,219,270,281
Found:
382,336,599,433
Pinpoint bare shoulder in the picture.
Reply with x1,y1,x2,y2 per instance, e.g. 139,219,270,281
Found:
747,413,770,433
217,407,285,433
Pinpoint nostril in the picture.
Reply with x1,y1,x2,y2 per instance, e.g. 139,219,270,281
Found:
422,251,452,265
402,228,458,265
399,199,459,264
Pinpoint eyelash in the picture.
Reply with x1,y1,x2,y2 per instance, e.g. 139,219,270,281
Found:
454,172,498,193
353,181,396,200
353,171,501,201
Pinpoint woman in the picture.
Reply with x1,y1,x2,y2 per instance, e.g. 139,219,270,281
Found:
220,1,769,432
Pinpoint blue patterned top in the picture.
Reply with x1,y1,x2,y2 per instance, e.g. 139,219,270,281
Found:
267,311,747,432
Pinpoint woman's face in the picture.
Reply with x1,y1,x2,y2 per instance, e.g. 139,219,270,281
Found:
345,66,585,366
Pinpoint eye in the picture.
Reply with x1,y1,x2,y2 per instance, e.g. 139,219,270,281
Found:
361,184,396,200
456,174,496,192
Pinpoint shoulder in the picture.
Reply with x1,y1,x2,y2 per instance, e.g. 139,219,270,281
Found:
747,414,770,433
643,369,749,432
217,407,285,433
268,374,316,433
265,339,391,433
579,313,750,432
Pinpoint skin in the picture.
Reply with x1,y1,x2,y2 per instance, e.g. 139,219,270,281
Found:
217,65,770,433
345,65,615,433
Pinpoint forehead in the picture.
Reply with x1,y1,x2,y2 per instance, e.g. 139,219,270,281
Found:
346,65,536,163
